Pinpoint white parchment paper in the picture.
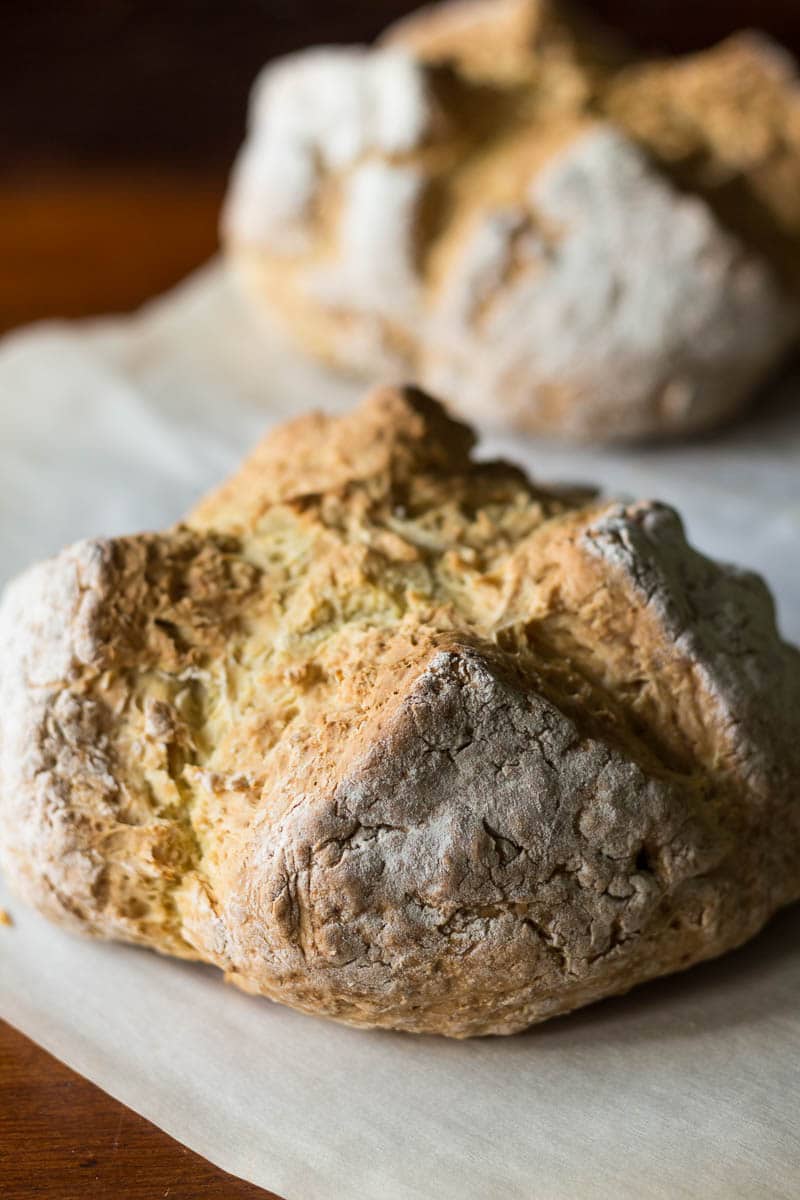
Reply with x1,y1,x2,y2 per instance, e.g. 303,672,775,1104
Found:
1,263,799,1199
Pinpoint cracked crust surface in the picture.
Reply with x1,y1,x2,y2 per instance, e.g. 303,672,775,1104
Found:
1,386,799,1035
222,0,800,441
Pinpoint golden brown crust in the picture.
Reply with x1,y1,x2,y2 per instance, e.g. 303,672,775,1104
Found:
382,0,625,87
607,32,800,286
1,387,799,1035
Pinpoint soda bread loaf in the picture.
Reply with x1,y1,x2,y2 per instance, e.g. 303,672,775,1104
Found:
223,0,800,440
1,387,799,1036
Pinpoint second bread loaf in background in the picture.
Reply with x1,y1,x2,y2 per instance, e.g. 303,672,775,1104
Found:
223,0,800,441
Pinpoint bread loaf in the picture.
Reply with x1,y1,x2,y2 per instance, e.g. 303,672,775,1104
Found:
2,387,798,1036
223,0,800,440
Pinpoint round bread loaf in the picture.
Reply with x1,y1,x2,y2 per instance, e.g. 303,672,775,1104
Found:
1,387,799,1035
223,0,800,440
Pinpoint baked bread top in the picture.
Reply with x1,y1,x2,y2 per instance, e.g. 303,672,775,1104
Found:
607,31,800,284
223,0,800,440
1,387,798,1035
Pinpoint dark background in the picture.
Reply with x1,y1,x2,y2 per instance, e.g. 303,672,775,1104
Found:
4,1,800,332
6,0,800,168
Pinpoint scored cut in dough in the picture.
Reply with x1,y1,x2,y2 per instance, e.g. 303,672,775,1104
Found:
223,0,800,440
1,386,798,1037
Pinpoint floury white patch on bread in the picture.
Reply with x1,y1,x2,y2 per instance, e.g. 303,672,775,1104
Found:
1,387,799,1037
223,47,433,255
223,0,800,440
423,127,791,437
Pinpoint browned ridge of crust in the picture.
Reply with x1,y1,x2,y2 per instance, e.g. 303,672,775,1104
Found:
1,386,799,1035
386,1,800,286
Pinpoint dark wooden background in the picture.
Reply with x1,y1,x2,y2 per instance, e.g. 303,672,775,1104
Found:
2,2,800,1196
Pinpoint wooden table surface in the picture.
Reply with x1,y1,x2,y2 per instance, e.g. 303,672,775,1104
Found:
4,2,800,1196
0,1023,278,1200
